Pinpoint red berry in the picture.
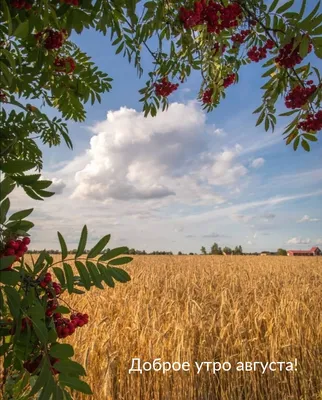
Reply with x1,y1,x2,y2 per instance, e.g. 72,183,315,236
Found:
7,240,18,249
285,83,317,109
19,244,28,253
276,38,312,68
16,250,24,257
5,248,16,256
22,237,31,245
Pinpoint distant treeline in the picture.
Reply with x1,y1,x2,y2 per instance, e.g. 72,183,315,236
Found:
26,245,288,256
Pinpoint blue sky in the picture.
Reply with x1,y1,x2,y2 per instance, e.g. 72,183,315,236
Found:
10,13,322,253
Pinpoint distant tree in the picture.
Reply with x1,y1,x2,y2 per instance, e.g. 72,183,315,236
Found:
277,248,287,256
200,246,207,255
211,243,223,255
178,251,183,255
234,245,243,255
223,246,232,255
129,248,136,255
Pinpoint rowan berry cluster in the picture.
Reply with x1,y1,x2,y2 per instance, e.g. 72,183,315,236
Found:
275,40,312,68
35,29,67,50
8,317,32,335
247,40,275,62
154,77,179,97
298,110,322,132
0,237,30,270
54,312,89,338
10,0,32,10
23,355,59,375
179,0,243,33
231,29,251,44
46,299,59,317
54,56,76,74
202,88,213,104
212,42,227,54
223,73,236,88
285,81,317,109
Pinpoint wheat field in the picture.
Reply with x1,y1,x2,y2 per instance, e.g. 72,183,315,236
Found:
31,255,322,399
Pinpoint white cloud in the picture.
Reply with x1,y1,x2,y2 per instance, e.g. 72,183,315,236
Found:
247,241,253,245
297,215,320,223
287,237,311,245
70,102,228,204
251,157,265,168
49,178,66,195
316,239,322,245
203,144,248,186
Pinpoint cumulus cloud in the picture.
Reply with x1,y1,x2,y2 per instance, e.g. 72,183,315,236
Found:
251,158,265,168
49,178,66,195
316,238,322,245
297,215,320,223
287,237,311,245
203,144,248,186
70,102,226,204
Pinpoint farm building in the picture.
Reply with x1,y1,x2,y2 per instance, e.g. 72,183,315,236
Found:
287,247,321,256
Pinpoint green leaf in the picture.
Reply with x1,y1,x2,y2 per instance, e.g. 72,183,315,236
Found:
9,208,33,221
303,134,318,141
63,263,74,294
50,343,74,359
34,251,49,274
54,305,70,314
0,198,10,224
99,246,129,262
53,267,66,286
300,1,321,30
23,187,44,201
256,110,265,126
76,225,87,258
3,286,20,318
97,264,115,288
312,25,322,36
301,138,310,151
86,261,104,289
59,375,92,395
279,109,299,116
108,257,133,266
268,0,279,12
0,177,15,201
13,20,30,39
12,174,41,185
28,302,45,320
54,360,86,376
299,35,309,58
75,261,91,290
57,232,68,260
87,234,111,258
299,0,306,18
109,267,131,283
0,255,16,271
38,377,55,400
29,359,51,396
33,319,48,344
276,0,294,13
0,160,36,173
0,270,20,285
115,42,124,54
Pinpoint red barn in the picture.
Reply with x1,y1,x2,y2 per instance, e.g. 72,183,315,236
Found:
287,246,321,256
